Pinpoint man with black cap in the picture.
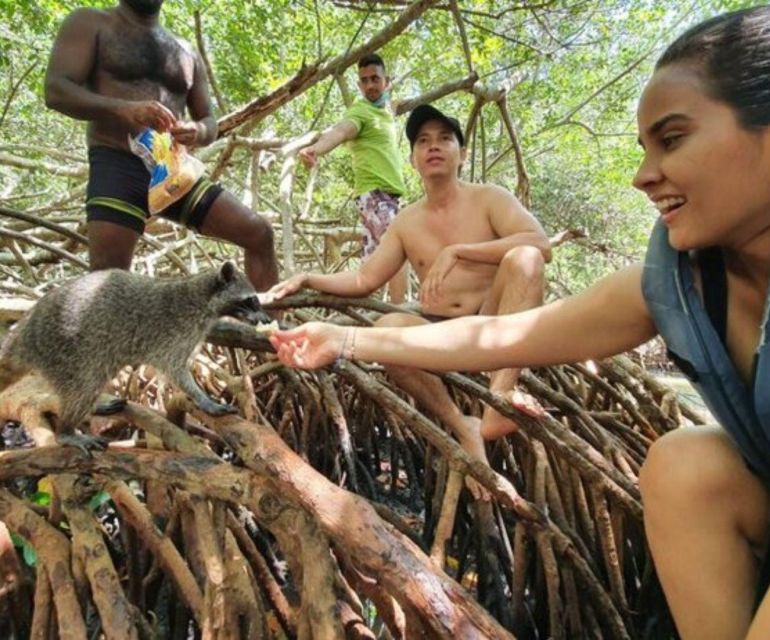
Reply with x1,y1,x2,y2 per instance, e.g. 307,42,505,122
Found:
44,0,278,292
270,104,550,493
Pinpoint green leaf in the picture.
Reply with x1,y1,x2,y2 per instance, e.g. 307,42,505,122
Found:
88,490,112,512
30,491,51,507
10,532,37,567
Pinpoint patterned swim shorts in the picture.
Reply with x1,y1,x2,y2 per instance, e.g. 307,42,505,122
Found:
354,189,400,257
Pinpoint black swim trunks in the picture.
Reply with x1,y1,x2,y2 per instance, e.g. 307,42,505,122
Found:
422,312,451,323
86,146,224,234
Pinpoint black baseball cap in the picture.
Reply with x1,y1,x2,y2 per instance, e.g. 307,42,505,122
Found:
405,104,465,149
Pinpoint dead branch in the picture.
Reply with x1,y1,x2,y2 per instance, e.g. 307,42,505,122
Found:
108,480,205,622
394,72,479,115
57,474,140,640
0,226,88,269
0,489,87,640
496,98,531,207
0,151,86,178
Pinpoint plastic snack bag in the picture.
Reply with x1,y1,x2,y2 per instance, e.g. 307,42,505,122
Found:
129,128,206,214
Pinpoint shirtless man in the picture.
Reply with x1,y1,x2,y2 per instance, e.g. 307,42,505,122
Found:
44,0,278,291
269,104,550,480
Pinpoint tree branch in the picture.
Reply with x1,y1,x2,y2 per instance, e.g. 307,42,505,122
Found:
0,226,88,269
193,10,228,114
394,72,478,115
217,0,441,135
0,151,86,178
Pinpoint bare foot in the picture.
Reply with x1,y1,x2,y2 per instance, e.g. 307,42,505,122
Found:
480,389,545,440
454,416,491,502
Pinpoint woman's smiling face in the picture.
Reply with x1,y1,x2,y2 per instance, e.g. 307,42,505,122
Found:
633,63,770,252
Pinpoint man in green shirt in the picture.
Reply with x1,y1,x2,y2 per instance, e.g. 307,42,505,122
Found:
299,53,408,303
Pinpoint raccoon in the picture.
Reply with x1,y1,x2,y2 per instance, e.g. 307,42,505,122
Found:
0,262,268,438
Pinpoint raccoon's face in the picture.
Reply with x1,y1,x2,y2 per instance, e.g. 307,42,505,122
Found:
222,293,271,325
213,262,271,325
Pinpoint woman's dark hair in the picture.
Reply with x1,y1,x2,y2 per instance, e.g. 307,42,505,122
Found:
657,6,770,129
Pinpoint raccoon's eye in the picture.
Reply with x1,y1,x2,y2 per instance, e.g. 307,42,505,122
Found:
240,296,261,310
221,295,262,316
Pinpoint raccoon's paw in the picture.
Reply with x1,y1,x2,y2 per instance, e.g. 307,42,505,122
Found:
57,433,109,457
94,397,127,416
195,396,239,416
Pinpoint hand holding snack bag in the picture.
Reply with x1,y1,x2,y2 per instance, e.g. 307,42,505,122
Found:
129,128,206,214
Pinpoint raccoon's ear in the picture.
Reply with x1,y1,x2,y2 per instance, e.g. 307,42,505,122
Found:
219,261,237,284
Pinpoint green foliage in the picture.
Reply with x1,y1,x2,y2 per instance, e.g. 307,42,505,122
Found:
30,490,52,507
10,532,37,567
88,489,112,511
0,0,743,288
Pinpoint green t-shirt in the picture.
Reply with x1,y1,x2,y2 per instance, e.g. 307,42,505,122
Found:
344,99,406,197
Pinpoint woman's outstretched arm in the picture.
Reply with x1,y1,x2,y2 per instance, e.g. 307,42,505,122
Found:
270,264,657,372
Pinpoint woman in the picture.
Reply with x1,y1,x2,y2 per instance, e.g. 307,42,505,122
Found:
270,8,770,638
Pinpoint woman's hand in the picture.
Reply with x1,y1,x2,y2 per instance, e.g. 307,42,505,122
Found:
269,322,348,369
266,273,309,302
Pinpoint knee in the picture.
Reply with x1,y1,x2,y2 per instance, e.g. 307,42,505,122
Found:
87,221,137,271
500,245,545,283
640,428,738,512
242,214,275,252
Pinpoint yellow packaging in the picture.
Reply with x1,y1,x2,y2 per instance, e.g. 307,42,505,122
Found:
129,128,206,215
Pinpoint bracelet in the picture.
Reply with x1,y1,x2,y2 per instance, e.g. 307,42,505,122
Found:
348,327,358,361
336,327,358,362
337,328,351,362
